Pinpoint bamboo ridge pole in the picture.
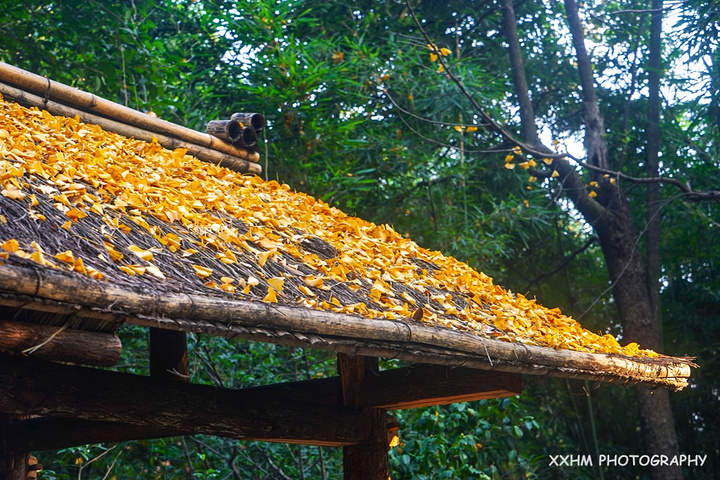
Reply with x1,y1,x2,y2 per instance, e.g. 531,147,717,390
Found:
206,120,258,149
231,112,266,132
0,81,262,175
0,61,261,166
236,126,259,149
206,119,244,144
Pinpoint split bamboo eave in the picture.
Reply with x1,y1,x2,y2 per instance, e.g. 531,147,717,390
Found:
0,263,693,390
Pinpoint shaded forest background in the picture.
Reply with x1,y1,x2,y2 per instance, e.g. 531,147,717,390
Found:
1,0,718,478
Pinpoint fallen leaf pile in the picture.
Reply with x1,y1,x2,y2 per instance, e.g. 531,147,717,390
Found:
0,96,658,358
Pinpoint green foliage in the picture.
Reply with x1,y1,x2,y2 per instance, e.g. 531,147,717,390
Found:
390,397,542,479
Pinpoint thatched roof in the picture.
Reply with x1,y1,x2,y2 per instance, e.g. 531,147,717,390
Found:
0,95,694,389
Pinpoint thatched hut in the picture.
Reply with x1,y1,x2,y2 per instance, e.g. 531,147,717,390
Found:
0,63,693,479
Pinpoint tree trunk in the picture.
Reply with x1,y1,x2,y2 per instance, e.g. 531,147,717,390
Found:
501,2,684,478
563,0,609,172
563,2,683,479
500,0,540,146
646,0,663,344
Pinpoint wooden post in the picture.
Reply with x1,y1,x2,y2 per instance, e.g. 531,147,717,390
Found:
149,328,189,382
1,414,29,480
338,354,390,480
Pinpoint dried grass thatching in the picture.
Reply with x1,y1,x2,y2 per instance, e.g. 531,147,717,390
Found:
0,96,695,389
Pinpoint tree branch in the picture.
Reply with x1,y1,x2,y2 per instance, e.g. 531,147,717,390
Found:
402,0,720,204
564,0,609,171
569,160,720,201
403,0,605,222
522,237,598,292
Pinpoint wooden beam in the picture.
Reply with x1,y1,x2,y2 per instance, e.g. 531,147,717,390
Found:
362,365,522,410
338,354,390,480
149,328,189,382
227,364,521,411
5,364,520,451
0,353,363,447
7,417,185,452
0,320,121,366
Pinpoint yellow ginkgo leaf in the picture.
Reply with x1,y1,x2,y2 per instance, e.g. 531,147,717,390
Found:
192,265,213,279
257,250,274,267
54,250,75,263
1,187,25,200
1,238,20,252
66,208,88,221
73,257,87,274
298,284,315,297
267,277,285,292
86,267,104,280
145,265,166,279
264,286,278,303
304,276,324,287
172,147,188,160
30,251,56,267
128,245,154,261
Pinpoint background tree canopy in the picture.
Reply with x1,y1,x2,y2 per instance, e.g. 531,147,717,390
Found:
1,0,718,478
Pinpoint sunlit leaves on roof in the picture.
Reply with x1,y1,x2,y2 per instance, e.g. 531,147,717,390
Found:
0,97,659,358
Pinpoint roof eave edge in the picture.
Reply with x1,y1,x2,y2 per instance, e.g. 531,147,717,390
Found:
0,263,692,390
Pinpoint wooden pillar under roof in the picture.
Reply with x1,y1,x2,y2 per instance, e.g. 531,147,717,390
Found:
338,354,390,480
149,328,189,382
1,414,37,480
